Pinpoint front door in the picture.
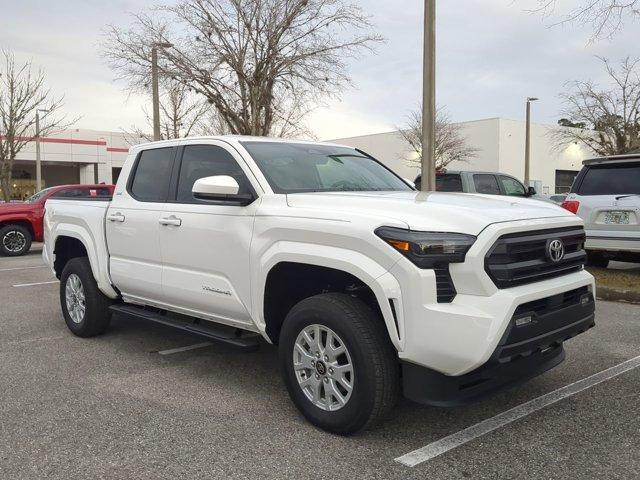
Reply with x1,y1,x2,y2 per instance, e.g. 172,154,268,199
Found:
159,142,260,327
106,146,175,303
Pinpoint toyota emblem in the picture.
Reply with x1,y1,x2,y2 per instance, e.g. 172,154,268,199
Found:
547,239,565,263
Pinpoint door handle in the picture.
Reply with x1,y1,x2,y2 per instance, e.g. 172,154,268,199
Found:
107,213,125,223
159,216,182,227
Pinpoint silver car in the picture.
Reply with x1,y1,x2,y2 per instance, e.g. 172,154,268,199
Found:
562,154,640,267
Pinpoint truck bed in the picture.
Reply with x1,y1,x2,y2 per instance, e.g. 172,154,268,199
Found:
43,197,117,298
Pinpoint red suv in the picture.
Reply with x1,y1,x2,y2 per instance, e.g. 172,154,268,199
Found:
0,184,114,256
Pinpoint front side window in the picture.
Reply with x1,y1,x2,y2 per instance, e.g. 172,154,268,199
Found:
473,174,501,195
176,145,252,203
129,147,174,202
241,141,411,194
499,176,526,196
577,164,640,195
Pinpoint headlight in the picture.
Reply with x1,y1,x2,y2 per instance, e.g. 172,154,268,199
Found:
375,227,476,268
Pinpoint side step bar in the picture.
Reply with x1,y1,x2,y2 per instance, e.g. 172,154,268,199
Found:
109,304,260,351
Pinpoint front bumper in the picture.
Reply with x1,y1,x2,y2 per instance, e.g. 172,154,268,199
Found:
402,289,595,406
387,217,596,376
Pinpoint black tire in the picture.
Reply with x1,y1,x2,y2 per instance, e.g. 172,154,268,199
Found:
586,252,609,268
0,224,32,256
279,293,399,435
60,257,112,337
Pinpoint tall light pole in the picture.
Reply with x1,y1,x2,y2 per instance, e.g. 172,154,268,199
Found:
35,108,50,192
524,97,538,186
421,0,437,192
151,42,173,141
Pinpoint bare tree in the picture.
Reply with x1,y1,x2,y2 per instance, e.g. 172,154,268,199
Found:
0,50,73,201
124,80,212,142
399,107,479,171
102,0,382,138
534,0,640,39
553,57,640,156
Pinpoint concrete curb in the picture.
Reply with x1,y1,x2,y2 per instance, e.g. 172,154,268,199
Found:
596,286,640,305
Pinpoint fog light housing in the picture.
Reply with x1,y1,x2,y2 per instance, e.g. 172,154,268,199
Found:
515,315,533,327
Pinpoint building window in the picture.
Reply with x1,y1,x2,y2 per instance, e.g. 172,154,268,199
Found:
555,170,579,194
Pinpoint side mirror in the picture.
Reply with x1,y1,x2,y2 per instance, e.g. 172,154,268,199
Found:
192,175,254,205
526,186,536,197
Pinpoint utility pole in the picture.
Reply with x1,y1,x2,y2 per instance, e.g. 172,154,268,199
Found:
524,97,538,186
421,0,437,192
151,42,173,141
35,108,49,192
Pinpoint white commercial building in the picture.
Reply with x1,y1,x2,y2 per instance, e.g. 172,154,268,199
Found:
2,128,133,200
330,118,590,195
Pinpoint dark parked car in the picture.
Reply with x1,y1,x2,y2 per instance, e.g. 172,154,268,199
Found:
414,170,538,198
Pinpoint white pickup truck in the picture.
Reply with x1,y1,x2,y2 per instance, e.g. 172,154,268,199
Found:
43,136,596,434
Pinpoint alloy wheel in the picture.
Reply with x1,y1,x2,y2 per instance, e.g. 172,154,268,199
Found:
293,324,354,411
2,230,26,253
65,274,86,324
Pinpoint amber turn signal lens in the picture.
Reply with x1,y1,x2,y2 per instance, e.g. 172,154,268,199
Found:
387,239,410,251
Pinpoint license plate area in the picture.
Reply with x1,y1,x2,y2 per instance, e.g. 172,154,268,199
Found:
603,210,630,224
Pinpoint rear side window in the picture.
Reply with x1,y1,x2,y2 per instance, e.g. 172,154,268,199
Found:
435,174,463,192
52,188,89,198
52,187,112,198
577,164,640,195
473,174,501,195
129,148,174,202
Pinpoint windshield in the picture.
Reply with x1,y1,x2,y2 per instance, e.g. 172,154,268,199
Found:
241,141,412,194
26,187,55,203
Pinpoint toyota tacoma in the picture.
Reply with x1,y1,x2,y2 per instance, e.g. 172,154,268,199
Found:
43,137,596,434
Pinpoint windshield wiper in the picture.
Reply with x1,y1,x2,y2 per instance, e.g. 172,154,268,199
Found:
615,194,640,200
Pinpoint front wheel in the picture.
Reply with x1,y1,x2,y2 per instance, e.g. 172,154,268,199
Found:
0,224,32,256
279,293,399,435
60,257,112,337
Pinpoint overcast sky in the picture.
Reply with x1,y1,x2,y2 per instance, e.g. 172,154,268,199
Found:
0,0,636,140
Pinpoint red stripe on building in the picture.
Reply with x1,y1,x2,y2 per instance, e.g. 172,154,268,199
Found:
1,135,128,152
0,135,107,146
41,137,107,146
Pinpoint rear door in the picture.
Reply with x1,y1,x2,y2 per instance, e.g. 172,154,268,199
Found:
571,161,640,241
106,147,176,303
158,141,260,327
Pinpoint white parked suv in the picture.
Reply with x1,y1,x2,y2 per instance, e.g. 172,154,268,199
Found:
562,154,640,267
43,136,596,434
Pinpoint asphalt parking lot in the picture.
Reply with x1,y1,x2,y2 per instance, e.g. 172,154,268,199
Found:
1,247,639,479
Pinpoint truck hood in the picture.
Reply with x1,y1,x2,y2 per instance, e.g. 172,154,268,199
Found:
286,191,573,235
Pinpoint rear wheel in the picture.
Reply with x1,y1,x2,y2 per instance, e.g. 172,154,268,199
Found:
279,293,399,435
60,257,112,337
0,224,32,256
586,252,609,268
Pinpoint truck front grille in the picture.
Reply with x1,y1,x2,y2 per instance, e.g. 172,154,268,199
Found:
485,227,586,289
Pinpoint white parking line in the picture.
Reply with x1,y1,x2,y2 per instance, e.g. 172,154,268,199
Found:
12,280,58,288
157,342,213,355
395,354,640,467
0,265,47,272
